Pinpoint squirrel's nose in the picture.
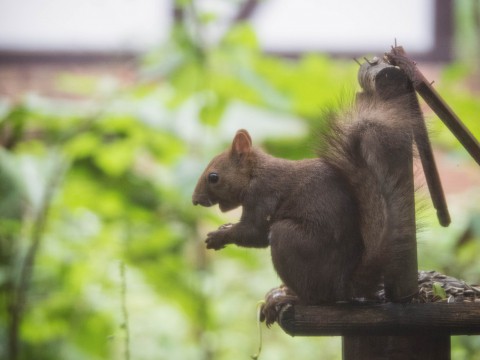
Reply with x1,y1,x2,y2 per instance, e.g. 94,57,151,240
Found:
192,194,214,207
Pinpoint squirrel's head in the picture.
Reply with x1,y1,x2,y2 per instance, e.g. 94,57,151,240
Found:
192,129,254,212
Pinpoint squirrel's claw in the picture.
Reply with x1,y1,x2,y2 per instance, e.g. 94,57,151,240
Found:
205,231,227,250
260,285,299,327
205,223,234,250
205,238,226,250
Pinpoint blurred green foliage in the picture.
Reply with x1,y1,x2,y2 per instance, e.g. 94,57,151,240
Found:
0,2,479,360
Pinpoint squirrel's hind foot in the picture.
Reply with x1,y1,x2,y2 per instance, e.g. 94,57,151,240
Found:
260,285,299,327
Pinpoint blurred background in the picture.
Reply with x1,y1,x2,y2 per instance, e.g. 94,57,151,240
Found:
0,0,479,359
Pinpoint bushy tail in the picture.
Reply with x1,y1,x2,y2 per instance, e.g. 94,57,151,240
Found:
319,93,422,297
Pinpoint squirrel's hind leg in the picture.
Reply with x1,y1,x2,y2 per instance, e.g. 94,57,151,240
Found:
269,219,358,304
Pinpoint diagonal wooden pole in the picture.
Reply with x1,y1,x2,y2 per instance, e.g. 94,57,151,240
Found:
385,46,480,167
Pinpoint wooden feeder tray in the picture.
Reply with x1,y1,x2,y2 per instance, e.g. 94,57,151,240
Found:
278,271,480,338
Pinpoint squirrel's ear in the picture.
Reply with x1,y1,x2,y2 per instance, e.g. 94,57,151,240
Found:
231,129,252,158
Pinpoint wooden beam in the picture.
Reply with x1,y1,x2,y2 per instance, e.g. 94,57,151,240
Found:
278,303,480,337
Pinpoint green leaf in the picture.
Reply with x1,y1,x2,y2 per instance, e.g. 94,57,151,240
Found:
199,95,227,126
199,12,217,24
0,150,26,219
93,141,136,177
223,24,259,50
64,133,100,159
432,282,447,299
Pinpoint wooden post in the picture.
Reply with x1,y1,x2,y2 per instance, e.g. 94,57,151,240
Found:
344,58,446,359
358,57,451,227
343,335,450,360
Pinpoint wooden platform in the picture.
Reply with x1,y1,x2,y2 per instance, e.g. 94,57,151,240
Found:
278,302,480,337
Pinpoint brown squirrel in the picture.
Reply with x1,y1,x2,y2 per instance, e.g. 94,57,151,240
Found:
192,89,423,310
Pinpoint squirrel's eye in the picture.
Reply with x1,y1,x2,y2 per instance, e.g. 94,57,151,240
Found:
208,172,219,184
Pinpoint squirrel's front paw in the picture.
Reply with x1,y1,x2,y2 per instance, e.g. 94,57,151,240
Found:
205,229,228,250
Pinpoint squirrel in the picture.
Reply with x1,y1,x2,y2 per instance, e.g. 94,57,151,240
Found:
192,88,423,317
